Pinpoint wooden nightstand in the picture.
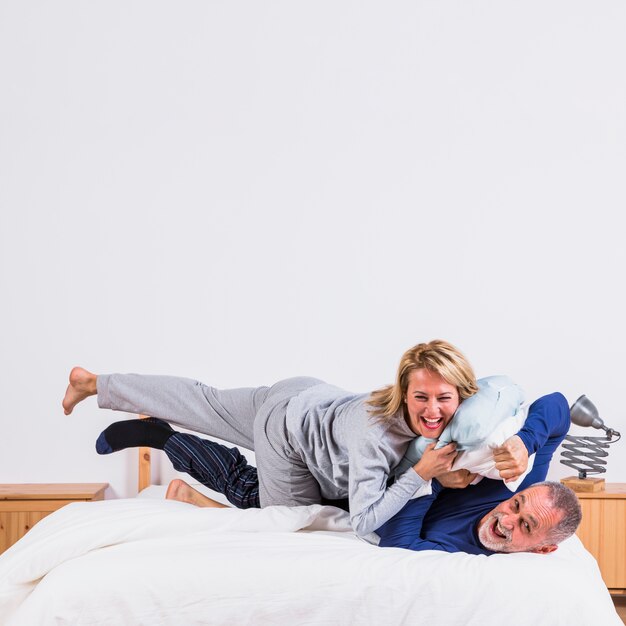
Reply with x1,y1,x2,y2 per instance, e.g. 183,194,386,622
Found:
572,483,626,594
0,483,108,554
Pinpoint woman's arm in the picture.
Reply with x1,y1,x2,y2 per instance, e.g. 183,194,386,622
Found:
348,436,456,536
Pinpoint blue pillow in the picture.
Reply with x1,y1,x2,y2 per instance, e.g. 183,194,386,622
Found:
394,375,525,477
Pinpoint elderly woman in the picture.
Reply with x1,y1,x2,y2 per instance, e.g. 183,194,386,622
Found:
63,340,522,536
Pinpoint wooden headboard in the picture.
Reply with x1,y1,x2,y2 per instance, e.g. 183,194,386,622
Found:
138,414,151,492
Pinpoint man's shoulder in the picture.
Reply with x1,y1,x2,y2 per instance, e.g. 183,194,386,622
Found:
419,531,494,556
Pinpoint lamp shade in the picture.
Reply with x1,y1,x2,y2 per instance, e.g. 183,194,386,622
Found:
570,395,605,429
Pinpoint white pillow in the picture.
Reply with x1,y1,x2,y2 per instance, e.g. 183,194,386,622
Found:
395,375,525,481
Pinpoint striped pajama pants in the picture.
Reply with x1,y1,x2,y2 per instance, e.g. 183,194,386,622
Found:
164,432,260,509
162,431,349,512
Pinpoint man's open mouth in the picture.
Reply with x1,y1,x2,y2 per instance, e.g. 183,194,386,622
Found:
492,519,507,539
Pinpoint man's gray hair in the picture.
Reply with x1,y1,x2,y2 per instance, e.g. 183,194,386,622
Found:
533,481,582,545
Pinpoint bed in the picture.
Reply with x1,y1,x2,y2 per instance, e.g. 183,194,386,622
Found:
0,433,622,625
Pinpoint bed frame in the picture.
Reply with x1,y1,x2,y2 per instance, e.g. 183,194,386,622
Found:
138,415,151,492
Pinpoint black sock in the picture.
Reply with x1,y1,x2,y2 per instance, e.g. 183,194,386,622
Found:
96,417,175,455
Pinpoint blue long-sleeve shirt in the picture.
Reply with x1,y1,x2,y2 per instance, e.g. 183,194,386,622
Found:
376,392,570,555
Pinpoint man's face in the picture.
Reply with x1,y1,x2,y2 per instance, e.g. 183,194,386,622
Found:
404,369,460,438
477,486,562,554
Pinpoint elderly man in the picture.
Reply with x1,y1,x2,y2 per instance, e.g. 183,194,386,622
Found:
376,392,582,555
377,479,580,554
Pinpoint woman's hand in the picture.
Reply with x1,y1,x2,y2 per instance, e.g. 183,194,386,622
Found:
493,435,529,483
436,468,478,489
413,442,457,481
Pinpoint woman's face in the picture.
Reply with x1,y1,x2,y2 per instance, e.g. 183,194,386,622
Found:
404,368,460,438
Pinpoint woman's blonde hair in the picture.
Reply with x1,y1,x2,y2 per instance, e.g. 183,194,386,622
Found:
368,339,478,422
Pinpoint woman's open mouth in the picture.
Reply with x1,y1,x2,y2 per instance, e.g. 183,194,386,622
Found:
421,416,444,431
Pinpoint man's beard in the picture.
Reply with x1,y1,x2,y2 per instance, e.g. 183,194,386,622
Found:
477,511,513,552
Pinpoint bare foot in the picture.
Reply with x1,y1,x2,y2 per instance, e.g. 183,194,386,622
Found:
165,479,227,508
62,366,98,415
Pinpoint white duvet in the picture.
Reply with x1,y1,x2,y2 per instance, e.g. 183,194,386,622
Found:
0,497,621,626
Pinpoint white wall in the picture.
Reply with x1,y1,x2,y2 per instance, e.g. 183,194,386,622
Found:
1,1,624,498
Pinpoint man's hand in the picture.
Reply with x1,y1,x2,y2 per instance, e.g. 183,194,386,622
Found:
413,442,457,481
493,434,529,483
436,468,478,489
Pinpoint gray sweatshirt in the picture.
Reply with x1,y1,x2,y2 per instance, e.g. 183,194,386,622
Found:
286,383,427,536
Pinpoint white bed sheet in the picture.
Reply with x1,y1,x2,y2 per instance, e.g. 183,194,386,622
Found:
0,495,621,626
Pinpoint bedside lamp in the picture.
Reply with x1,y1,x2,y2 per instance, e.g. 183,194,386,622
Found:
560,395,622,492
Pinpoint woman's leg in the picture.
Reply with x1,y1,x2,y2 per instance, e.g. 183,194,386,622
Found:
62,367,97,414
63,367,270,450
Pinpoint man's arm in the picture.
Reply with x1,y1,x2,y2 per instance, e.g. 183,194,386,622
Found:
516,392,570,484
494,392,570,482
376,480,445,549
517,392,570,454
